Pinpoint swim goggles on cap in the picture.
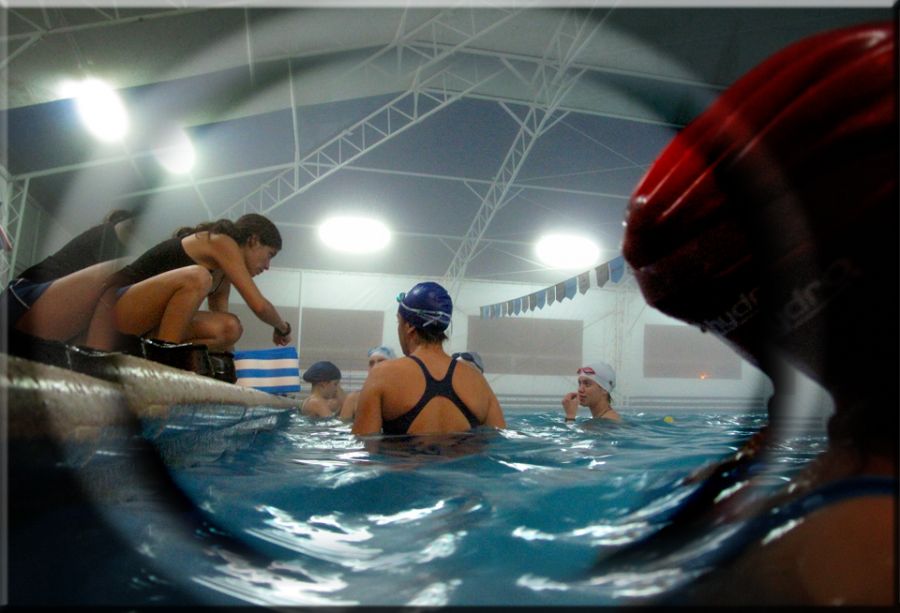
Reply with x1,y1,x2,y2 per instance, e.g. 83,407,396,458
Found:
577,366,596,375
452,352,483,373
396,292,451,328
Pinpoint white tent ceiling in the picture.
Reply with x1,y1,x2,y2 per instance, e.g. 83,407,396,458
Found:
2,4,890,290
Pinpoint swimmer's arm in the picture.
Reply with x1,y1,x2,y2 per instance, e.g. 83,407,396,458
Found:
562,392,579,421
483,390,506,429
339,392,360,422
201,234,292,340
352,377,383,435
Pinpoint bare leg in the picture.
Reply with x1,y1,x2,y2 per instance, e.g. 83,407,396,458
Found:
15,259,127,342
184,310,243,351
112,265,213,344
84,285,124,350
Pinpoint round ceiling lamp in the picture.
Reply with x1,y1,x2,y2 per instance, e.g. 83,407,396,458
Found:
64,78,129,143
155,129,196,174
535,233,601,269
318,216,391,254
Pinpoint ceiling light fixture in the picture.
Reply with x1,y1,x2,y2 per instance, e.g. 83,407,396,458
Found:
318,216,391,254
535,233,601,270
66,78,129,143
155,129,196,174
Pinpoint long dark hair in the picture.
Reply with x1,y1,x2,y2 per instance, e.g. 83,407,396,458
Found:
175,213,282,249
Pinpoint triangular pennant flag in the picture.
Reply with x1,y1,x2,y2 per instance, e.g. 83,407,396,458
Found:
578,271,590,294
536,290,546,309
555,281,567,302
547,286,556,305
507,300,515,315
492,304,501,319
564,277,577,300
609,256,625,283
595,263,610,287
513,297,522,315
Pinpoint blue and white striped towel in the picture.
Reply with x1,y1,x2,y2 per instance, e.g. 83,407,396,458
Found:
234,346,300,395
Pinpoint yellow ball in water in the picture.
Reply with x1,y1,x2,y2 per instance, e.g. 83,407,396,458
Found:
663,415,675,424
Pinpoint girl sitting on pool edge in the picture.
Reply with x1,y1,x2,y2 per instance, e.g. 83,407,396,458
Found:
85,213,292,354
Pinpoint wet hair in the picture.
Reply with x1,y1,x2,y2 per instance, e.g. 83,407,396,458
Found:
175,213,282,250
401,313,448,344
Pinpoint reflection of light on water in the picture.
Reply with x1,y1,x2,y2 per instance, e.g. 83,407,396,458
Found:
517,574,570,591
247,506,380,564
497,460,555,472
571,521,651,546
511,526,555,542
587,568,703,598
245,504,465,572
368,499,448,525
409,579,462,606
193,548,354,606
761,518,803,545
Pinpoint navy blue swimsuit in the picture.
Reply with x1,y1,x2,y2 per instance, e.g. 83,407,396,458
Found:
381,356,481,435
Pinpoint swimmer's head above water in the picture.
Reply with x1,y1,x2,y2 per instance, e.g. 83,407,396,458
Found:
397,281,453,344
622,21,896,436
578,361,615,395
302,360,341,384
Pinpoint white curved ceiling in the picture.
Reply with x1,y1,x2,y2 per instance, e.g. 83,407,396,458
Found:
3,4,890,289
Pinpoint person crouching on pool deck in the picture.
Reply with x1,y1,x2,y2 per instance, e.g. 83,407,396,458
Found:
339,345,396,422
300,360,346,418
4,208,136,345
85,213,292,353
352,281,506,435
562,361,621,423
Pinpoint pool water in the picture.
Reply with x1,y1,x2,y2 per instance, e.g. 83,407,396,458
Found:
103,408,827,606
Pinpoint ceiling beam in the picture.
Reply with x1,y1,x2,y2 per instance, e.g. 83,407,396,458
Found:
219,6,522,219
443,8,607,299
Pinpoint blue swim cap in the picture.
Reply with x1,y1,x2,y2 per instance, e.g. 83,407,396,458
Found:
367,345,396,359
397,281,452,331
302,360,341,383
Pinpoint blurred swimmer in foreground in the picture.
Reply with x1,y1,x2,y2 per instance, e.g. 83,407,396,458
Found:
352,281,506,435
613,21,896,605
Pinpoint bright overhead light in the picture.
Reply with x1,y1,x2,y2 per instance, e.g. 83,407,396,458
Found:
155,129,195,174
535,233,601,270
67,78,129,143
318,216,391,254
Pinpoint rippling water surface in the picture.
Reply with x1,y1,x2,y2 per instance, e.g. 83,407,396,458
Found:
125,409,827,606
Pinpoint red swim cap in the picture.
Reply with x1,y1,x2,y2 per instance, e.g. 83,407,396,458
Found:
622,21,897,396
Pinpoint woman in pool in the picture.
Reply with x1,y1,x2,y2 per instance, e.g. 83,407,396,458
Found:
339,345,396,422
352,281,506,435
561,361,621,423
86,213,292,352
617,20,896,605
5,208,136,344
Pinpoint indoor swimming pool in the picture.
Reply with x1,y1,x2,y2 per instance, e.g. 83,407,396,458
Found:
23,406,827,607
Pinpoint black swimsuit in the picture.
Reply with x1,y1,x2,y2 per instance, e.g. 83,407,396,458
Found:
381,356,481,435
115,236,224,294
